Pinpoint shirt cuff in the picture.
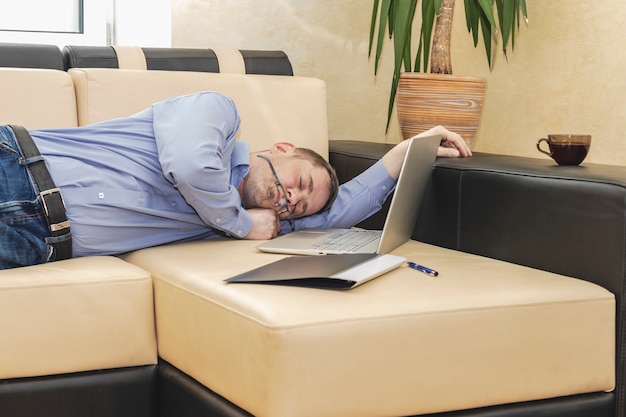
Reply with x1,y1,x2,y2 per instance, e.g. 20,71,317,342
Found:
210,207,253,238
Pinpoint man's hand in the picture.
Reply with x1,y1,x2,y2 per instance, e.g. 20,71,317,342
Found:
428,125,472,158
243,208,281,240
381,126,472,180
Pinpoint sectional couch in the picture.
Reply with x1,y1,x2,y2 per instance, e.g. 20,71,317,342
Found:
0,43,623,417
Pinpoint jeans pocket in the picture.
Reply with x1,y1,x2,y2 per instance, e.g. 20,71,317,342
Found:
0,202,50,269
45,231,73,262
0,126,19,157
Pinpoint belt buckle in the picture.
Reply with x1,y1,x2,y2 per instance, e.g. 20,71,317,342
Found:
40,188,70,233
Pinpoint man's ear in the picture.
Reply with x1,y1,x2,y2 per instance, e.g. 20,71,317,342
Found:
270,142,296,155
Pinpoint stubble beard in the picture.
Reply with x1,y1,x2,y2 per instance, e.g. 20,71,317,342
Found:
241,176,278,212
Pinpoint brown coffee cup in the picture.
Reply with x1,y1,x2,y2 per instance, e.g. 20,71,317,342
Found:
536,134,591,166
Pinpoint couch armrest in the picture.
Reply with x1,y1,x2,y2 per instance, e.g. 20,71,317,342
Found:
330,140,626,292
417,153,626,289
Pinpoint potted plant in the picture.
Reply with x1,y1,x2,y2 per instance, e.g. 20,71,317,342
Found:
369,0,528,145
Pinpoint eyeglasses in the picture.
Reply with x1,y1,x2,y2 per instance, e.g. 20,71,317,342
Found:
256,154,296,232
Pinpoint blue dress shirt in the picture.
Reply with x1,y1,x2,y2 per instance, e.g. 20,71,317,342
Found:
30,92,395,257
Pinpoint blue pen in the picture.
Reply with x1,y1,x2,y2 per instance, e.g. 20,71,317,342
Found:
407,262,439,277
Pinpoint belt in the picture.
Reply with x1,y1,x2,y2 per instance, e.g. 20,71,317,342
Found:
10,125,72,261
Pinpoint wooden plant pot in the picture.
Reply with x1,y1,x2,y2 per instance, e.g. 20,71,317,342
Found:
397,72,487,147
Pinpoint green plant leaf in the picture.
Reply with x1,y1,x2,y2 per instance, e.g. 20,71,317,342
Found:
402,2,417,72
477,0,497,28
387,0,417,127
511,0,529,50
478,4,493,68
498,0,527,60
368,0,380,57
389,0,396,37
464,0,480,47
416,0,436,72
393,1,416,72
433,0,442,14
370,0,393,75
499,0,513,58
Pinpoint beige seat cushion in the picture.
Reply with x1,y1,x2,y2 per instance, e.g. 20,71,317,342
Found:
124,239,615,417
0,68,78,129
0,256,157,379
69,68,328,157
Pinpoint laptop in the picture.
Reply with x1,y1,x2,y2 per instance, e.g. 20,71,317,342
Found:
255,134,440,256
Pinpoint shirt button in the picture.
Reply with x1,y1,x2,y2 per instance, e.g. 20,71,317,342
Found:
215,217,222,224
381,185,388,191
138,197,145,204
98,192,105,199
236,230,243,236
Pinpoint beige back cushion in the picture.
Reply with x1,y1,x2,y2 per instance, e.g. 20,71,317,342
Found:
111,45,148,70
69,68,329,157
0,68,78,129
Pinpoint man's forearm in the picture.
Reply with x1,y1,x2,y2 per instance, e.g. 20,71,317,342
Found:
381,140,411,180
381,126,472,180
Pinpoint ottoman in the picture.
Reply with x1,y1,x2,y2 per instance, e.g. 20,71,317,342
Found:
125,239,614,417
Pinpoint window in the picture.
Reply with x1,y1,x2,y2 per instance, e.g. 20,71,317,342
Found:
0,0,170,48
0,0,83,33
0,0,107,47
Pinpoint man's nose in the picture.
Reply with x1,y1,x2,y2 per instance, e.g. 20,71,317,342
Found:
286,188,301,210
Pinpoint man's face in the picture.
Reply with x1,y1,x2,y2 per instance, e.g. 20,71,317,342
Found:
241,153,332,220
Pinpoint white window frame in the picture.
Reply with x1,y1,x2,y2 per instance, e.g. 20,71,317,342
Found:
0,0,83,33
0,0,170,48
0,0,108,47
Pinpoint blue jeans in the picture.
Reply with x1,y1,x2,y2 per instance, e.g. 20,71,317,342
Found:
0,126,70,269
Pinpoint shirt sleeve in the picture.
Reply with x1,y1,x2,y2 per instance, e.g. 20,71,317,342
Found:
152,92,253,238
286,160,396,232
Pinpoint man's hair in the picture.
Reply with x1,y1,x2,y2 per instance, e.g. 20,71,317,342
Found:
292,148,339,214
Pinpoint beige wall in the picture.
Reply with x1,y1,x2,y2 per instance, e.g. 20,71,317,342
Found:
173,0,626,166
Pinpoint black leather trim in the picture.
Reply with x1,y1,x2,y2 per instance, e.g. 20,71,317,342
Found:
432,152,626,187
61,45,294,76
0,361,613,417
157,360,253,417
458,169,625,287
240,50,293,75
415,392,614,417
63,45,119,69
0,365,156,417
142,47,219,72
0,43,64,70
329,139,393,163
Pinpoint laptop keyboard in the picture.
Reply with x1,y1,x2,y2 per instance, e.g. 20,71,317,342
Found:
312,230,381,252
